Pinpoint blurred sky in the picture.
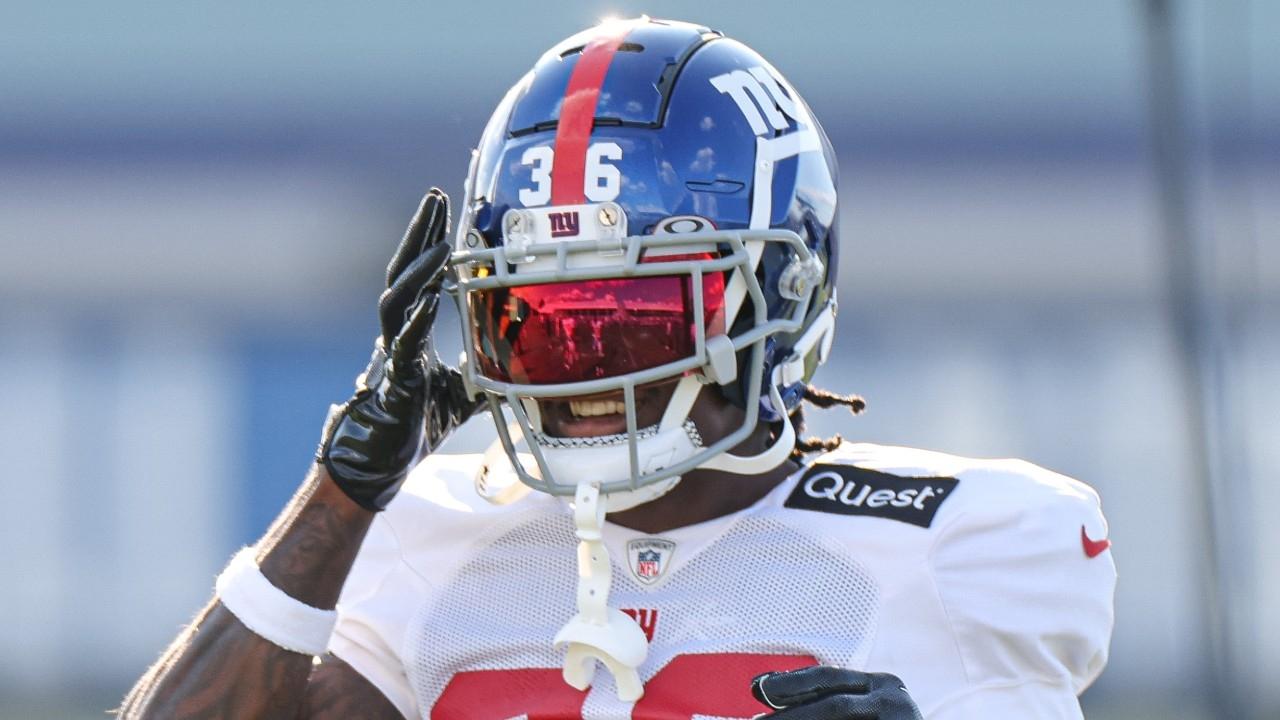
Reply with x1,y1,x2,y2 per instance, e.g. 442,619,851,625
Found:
0,1,1276,718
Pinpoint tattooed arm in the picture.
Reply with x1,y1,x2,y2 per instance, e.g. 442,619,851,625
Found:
117,466,399,719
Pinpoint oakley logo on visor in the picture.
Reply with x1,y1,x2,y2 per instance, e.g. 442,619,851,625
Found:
655,216,715,235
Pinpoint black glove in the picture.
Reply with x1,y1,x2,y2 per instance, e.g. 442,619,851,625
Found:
752,666,923,720
318,189,483,511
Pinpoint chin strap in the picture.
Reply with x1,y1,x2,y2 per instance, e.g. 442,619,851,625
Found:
698,381,796,474
474,420,533,506
553,481,649,701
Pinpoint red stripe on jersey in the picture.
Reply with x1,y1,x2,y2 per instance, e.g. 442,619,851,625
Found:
549,26,629,206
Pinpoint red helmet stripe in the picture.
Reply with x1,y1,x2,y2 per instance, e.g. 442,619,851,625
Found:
550,25,630,206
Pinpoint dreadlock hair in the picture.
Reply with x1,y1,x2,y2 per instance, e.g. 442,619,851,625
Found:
788,384,867,461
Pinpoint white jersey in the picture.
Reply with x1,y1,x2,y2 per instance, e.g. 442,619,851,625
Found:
330,442,1115,719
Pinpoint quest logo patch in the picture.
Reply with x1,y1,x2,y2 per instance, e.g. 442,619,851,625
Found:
784,464,959,528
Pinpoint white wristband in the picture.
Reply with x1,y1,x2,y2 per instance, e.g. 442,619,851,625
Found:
215,547,338,656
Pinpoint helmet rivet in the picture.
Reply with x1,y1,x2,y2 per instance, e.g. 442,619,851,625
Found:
598,205,619,227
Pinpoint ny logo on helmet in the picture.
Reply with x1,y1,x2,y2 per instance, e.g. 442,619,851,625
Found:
548,210,580,238
710,66,804,137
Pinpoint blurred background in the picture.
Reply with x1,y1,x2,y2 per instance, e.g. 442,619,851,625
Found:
1,1,1274,717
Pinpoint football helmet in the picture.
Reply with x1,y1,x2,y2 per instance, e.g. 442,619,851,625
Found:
450,17,839,504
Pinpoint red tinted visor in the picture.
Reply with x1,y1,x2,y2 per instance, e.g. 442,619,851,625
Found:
469,267,726,385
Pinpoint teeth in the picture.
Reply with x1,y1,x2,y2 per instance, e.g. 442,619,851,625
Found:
569,399,626,417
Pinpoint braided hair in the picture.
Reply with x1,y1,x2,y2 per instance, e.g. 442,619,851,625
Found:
789,385,866,460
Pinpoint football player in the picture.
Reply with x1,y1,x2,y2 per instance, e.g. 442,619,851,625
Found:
120,18,1114,719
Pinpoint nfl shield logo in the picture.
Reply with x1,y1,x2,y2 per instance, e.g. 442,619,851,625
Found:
627,538,676,585
636,550,661,579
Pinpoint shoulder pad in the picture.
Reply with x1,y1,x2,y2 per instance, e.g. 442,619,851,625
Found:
393,452,550,513
784,442,1103,531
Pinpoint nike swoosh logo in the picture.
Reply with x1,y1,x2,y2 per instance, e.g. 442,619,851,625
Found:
1081,526,1111,558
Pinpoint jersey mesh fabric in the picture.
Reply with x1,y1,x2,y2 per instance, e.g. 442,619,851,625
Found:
404,504,879,715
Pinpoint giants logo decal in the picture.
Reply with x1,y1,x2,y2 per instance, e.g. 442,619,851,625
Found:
710,66,804,136
548,210,580,237
708,66,822,230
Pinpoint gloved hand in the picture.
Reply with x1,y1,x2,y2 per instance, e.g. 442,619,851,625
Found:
752,666,923,719
318,189,483,511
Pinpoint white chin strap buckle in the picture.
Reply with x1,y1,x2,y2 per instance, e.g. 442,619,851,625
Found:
553,481,649,701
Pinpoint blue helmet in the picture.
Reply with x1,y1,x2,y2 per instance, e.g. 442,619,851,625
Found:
451,17,839,503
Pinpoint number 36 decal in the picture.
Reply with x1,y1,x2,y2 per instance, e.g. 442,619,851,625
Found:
519,142,623,206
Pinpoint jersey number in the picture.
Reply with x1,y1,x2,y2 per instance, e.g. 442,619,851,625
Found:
519,142,623,206
432,651,814,719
